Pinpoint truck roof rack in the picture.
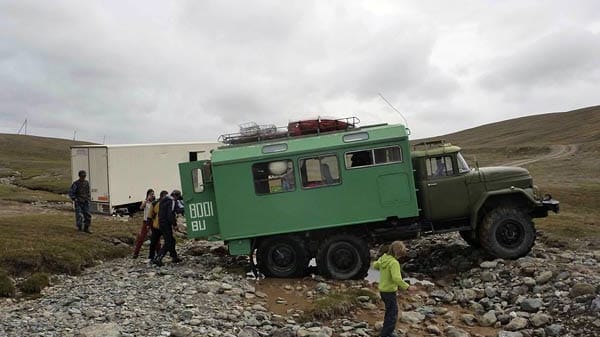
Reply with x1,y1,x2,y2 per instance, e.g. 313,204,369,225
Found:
411,139,449,151
218,116,360,145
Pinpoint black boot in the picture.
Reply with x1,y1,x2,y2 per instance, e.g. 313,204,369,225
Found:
152,254,164,267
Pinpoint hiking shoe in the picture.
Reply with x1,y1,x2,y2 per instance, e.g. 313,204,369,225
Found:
172,257,183,264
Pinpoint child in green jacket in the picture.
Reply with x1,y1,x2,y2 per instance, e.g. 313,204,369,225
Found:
373,241,410,337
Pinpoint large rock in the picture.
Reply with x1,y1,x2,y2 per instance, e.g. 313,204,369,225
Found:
569,283,595,298
545,324,563,337
238,328,260,337
505,317,528,331
478,310,497,327
520,298,543,312
400,311,425,324
498,332,523,337
170,324,193,337
530,313,551,328
535,271,553,285
79,323,121,337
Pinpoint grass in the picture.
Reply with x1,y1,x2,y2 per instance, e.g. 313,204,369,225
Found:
0,269,16,297
18,272,50,294
0,184,69,203
302,288,379,321
0,133,92,194
0,213,137,277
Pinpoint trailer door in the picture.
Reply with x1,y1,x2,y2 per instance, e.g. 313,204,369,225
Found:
88,147,109,203
179,160,220,238
71,148,89,182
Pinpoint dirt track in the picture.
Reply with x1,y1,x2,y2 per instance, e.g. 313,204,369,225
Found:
502,144,578,167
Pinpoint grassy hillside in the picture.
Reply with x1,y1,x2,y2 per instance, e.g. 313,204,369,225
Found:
418,105,600,247
0,134,93,194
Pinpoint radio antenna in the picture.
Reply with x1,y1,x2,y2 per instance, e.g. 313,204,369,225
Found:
378,93,409,128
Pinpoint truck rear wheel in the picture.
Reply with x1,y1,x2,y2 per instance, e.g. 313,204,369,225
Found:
316,234,370,280
459,230,481,247
256,235,309,278
478,207,535,259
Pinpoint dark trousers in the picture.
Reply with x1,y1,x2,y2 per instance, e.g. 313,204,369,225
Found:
74,201,92,230
133,221,161,258
157,224,177,259
380,291,398,337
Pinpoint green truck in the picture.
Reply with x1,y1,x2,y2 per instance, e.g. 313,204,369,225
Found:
178,119,559,279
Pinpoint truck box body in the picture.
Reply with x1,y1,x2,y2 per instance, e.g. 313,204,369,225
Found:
71,142,219,214
180,124,420,242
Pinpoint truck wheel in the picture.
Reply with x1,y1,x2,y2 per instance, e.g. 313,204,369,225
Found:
459,230,481,248
478,207,535,259
316,234,370,280
256,236,309,278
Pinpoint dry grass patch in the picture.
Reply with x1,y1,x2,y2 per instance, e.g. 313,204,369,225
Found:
19,272,50,294
302,288,379,321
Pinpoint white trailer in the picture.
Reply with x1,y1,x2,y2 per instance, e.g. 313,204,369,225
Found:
70,142,220,214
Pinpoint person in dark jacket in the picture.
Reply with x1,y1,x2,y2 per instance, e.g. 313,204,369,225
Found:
152,190,183,266
68,170,92,233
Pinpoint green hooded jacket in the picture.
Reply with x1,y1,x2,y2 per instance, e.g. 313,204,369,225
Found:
373,253,410,292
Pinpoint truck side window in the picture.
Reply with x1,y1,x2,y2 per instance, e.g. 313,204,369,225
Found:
345,146,403,169
252,160,296,195
427,156,454,178
299,155,340,188
192,168,204,193
346,150,373,168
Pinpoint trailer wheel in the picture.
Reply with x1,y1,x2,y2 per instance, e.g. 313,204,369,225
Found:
459,230,481,248
256,235,309,278
478,206,535,259
316,234,370,280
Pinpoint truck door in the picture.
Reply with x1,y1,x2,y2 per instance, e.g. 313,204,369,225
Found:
179,160,220,239
422,155,470,220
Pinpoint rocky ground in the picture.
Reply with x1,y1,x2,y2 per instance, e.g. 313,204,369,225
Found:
0,232,599,337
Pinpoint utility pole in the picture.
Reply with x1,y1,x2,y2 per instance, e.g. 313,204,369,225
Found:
17,119,28,135
73,130,77,141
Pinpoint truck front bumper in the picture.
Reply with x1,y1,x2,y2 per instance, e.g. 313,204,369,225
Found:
532,195,559,218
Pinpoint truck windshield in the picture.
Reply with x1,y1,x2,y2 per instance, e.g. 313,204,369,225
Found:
457,152,470,173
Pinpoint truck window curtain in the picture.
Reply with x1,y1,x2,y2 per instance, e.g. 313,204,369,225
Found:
299,155,340,188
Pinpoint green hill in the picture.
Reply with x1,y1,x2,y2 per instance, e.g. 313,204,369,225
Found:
0,134,93,194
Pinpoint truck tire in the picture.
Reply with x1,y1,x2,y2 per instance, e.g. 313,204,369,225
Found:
459,230,481,248
256,235,309,278
478,206,535,259
316,234,370,280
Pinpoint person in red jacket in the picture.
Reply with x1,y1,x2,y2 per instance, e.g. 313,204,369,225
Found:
132,189,161,259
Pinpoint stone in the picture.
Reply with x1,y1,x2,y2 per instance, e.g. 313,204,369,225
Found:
461,314,476,326
545,324,563,337
522,277,536,287
426,325,441,335
238,328,260,337
445,326,470,337
591,296,600,312
478,310,497,327
481,271,496,282
170,324,193,337
520,298,543,312
480,261,498,269
498,332,524,337
400,311,426,324
505,317,528,331
530,313,551,328
535,271,553,285
569,283,595,298
80,323,121,337
485,287,498,298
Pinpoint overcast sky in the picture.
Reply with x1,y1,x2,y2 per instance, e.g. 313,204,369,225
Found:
1,1,599,144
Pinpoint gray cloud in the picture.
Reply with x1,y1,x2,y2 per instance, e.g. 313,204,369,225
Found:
0,1,598,142
480,29,600,91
